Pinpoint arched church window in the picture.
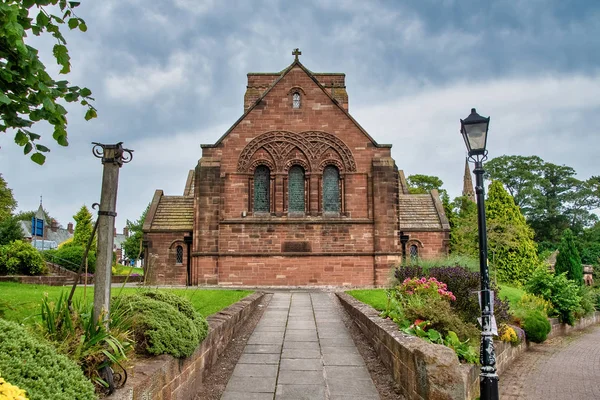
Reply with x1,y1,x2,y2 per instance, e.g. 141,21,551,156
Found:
254,165,270,212
409,244,418,263
176,245,183,264
288,165,305,213
323,165,340,213
292,92,301,109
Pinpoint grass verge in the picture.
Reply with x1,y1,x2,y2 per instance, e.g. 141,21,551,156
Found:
0,282,252,323
498,284,526,307
346,289,388,311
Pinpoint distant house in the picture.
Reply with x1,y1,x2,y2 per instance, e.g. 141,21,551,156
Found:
18,207,74,250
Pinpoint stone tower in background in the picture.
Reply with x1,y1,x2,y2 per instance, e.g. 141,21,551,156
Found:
462,158,475,201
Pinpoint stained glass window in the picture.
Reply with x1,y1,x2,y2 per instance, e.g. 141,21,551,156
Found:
288,165,305,212
176,245,183,264
292,92,301,109
254,165,270,212
323,165,340,212
409,245,418,262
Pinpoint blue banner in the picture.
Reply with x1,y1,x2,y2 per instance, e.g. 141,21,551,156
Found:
31,217,44,237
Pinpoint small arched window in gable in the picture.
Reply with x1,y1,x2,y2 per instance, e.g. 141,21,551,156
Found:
254,165,271,212
288,165,305,213
176,245,184,264
323,165,340,213
292,92,301,109
409,244,418,263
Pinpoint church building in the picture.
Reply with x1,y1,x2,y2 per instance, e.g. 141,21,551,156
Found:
142,50,450,286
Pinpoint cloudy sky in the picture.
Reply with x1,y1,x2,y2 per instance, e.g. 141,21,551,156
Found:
1,0,599,230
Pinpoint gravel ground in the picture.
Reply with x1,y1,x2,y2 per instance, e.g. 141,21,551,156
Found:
330,292,405,400
194,293,272,400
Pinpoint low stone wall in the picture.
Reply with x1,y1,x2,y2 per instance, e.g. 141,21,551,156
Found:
547,311,600,340
337,292,478,400
0,274,143,286
0,275,76,286
338,293,600,400
108,292,263,400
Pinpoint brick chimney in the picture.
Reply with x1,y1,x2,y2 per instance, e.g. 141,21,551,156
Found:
50,219,58,232
67,222,74,234
123,227,129,237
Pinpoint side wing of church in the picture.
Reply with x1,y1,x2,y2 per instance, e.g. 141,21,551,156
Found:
142,51,450,286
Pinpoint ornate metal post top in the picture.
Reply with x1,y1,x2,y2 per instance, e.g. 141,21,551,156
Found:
92,142,133,166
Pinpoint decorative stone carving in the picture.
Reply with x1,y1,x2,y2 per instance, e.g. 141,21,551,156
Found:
237,131,356,173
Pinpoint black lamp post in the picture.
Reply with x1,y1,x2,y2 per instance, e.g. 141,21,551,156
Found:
460,108,498,400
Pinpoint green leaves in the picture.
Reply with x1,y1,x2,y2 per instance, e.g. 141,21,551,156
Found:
31,152,46,165
67,17,78,29
52,44,71,73
0,92,11,105
84,108,97,121
14,130,29,146
1,1,94,165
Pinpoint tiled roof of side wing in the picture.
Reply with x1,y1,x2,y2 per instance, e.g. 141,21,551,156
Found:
149,196,194,230
398,194,442,229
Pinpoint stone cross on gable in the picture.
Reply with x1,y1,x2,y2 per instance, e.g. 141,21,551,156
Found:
292,48,302,61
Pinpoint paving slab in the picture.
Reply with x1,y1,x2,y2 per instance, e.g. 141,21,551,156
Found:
244,344,282,354
220,292,380,399
275,384,326,399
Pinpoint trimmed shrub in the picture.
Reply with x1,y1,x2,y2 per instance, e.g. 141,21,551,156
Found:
0,319,96,400
43,245,96,274
520,310,551,343
576,286,596,319
140,291,209,335
526,268,582,325
0,240,47,275
113,292,208,358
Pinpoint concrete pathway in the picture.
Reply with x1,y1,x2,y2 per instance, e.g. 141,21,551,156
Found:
221,292,380,400
500,325,600,399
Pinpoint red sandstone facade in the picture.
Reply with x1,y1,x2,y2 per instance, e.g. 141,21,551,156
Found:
143,54,449,286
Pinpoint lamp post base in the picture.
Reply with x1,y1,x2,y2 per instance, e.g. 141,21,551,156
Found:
481,374,499,400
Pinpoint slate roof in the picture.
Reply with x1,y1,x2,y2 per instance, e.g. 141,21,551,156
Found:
398,194,446,230
148,195,194,231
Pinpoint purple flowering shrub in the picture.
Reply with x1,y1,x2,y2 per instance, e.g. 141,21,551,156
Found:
393,265,423,282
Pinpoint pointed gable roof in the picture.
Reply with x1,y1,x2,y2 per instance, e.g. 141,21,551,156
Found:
205,56,391,149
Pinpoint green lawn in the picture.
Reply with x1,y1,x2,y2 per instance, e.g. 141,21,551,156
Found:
113,265,144,276
346,289,388,311
0,282,253,323
349,285,526,314
498,284,526,306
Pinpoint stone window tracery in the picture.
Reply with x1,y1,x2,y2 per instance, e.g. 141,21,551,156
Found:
253,165,271,212
288,165,305,213
323,165,340,213
176,245,183,264
409,244,418,262
292,92,301,109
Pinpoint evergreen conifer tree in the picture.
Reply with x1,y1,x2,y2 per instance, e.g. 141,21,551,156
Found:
486,181,539,284
449,196,478,257
555,228,583,285
72,205,96,252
